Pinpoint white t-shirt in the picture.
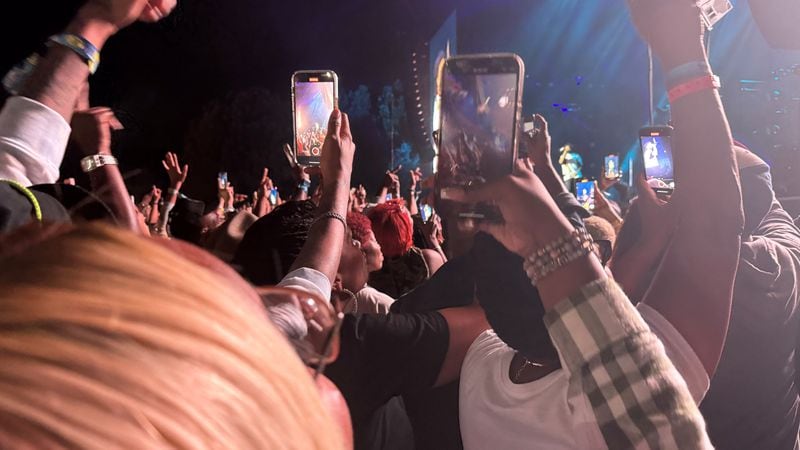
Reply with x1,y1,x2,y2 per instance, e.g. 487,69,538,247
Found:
459,304,709,450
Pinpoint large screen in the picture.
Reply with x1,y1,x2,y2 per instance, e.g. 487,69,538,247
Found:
294,81,335,159
641,135,675,190
438,69,518,189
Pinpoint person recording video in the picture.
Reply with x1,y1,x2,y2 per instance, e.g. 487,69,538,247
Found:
557,144,583,186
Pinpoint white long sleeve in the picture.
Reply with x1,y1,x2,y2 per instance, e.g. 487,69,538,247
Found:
0,96,71,186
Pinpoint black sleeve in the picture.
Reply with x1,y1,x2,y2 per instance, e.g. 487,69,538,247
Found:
391,252,475,313
324,311,450,423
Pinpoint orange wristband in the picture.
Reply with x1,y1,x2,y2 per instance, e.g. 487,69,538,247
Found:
668,75,721,104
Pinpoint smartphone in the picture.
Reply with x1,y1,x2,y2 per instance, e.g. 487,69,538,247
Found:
436,53,525,220
604,154,620,179
269,188,278,205
576,180,595,211
639,126,675,195
698,0,733,29
420,204,434,223
292,70,338,166
218,172,228,189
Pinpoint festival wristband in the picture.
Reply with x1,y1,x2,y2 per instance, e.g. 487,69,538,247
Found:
665,61,712,90
48,34,100,74
667,75,721,104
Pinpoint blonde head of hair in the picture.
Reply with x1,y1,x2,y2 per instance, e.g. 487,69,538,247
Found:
0,223,344,449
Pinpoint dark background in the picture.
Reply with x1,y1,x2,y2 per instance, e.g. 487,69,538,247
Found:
3,0,799,210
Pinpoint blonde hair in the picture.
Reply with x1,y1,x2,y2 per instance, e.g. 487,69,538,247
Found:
0,224,344,449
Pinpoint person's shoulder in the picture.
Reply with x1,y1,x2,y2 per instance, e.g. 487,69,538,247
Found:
356,285,395,314
465,330,510,362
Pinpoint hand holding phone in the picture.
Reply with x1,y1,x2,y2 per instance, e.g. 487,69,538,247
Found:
604,154,620,180
292,70,338,166
639,126,675,195
436,53,525,221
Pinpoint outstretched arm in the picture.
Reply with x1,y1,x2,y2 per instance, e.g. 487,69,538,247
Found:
71,107,139,232
290,110,355,285
629,0,743,376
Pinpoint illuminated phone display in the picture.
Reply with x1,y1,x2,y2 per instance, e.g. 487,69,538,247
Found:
576,181,595,211
436,54,524,221
292,71,338,166
639,127,675,194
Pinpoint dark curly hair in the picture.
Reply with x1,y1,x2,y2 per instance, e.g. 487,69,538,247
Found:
233,200,316,285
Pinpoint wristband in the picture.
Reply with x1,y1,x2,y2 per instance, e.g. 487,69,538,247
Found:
665,61,712,90
167,188,179,196
298,179,311,193
313,211,347,230
48,33,100,74
80,154,118,173
667,74,721,104
523,227,593,285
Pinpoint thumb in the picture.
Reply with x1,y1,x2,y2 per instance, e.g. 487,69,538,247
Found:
327,109,342,138
533,113,548,135
635,173,662,207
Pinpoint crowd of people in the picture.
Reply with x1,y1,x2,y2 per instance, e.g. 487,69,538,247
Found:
2,0,800,449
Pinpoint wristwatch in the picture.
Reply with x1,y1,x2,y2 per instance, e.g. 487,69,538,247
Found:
80,154,118,173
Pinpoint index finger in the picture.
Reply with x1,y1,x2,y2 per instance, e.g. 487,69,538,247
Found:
533,114,548,134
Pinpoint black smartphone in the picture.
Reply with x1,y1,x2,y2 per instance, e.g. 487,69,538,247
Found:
436,53,524,220
575,180,595,211
639,126,675,195
604,154,620,179
291,70,338,166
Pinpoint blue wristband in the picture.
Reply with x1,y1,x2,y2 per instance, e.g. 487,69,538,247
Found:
298,179,311,193
48,33,100,74
665,61,712,90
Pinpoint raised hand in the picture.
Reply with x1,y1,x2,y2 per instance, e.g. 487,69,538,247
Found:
258,168,274,196
626,0,705,70
520,113,552,167
161,151,188,187
441,159,572,258
320,109,356,186
409,167,423,191
76,0,176,31
71,107,124,156
150,185,162,203
382,166,402,199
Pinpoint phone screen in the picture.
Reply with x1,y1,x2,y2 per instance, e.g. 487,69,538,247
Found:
420,204,433,223
640,132,675,193
294,79,335,165
437,59,520,190
269,188,278,205
576,181,595,211
604,155,620,179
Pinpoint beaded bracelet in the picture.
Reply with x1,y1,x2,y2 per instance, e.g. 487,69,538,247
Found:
523,227,594,285
313,211,347,230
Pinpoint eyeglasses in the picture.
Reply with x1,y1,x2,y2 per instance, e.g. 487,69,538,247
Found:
256,287,344,379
